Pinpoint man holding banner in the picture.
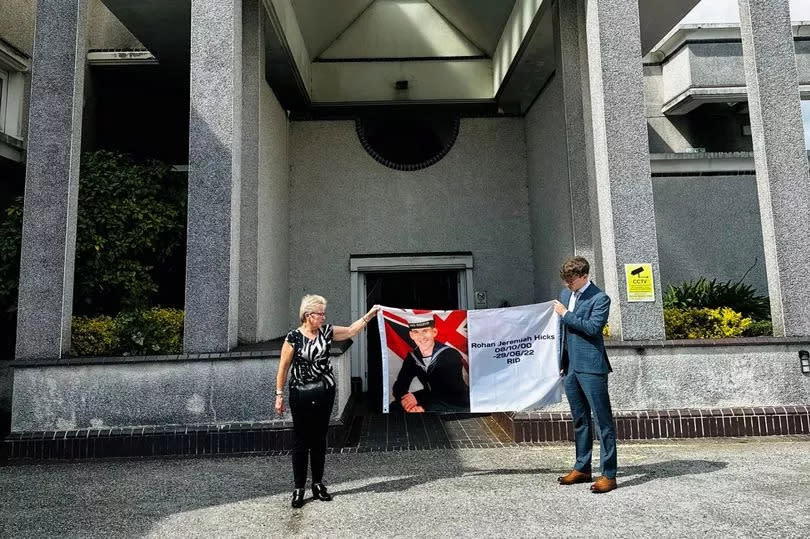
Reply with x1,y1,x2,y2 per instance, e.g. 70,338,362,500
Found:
553,256,618,494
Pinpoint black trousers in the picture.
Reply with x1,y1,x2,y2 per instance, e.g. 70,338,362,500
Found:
289,385,335,489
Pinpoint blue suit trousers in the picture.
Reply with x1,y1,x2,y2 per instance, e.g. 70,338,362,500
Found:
564,371,617,479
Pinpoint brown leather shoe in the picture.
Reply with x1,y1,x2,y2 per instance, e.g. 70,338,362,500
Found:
590,476,617,493
557,469,593,485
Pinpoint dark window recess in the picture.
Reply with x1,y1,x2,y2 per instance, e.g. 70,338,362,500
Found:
356,113,459,171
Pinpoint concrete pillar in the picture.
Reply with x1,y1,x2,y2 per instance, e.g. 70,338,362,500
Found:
238,0,262,344
584,0,665,340
185,0,243,352
15,0,88,359
555,0,598,277
738,0,810,337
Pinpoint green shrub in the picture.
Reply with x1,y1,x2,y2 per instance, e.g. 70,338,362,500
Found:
71,315,120,356
115,308,184,355
70,308,184,356
663,278,770,320
664,307,752,340
742,319,773,338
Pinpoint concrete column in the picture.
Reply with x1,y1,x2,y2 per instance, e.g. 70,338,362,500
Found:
738,0,810,337
584,0,665,340
556,0,598,277
238,0,262,343
185,0,243,352
15,0,88,359
575,0,605,286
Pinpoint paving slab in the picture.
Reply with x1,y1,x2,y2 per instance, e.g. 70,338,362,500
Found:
1,436,808,538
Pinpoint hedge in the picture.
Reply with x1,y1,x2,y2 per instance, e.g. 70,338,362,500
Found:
71,308,184,356
664,307,751,340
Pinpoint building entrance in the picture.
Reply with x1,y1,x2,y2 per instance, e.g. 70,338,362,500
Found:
364,270,459,412
348,253,473,394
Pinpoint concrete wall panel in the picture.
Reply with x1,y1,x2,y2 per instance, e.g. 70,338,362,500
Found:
287,118,534,324
87,0,143,51
0,0,35,56
653,173,767,294
524,75,575,303
688,42,747,90
536,343,810,411
257,83,290,340
10,352,351,431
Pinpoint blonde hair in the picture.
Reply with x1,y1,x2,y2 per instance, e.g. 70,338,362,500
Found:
299,294,327,323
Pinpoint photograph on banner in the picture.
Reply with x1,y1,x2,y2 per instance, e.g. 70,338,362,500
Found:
377,302,562,414
378,308,470,414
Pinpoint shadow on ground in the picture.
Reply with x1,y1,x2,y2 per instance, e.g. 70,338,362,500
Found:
0,447,728,537
334,458,727,497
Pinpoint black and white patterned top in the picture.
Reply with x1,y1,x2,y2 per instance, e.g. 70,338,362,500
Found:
285,324,336,388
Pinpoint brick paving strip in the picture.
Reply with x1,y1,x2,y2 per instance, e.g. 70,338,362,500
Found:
3,405,809,460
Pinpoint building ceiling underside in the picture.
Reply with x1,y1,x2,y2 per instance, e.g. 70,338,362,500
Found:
100,0,699,112
292,0,515,59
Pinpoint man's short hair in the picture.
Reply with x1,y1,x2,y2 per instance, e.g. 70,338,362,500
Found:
560,256,590,280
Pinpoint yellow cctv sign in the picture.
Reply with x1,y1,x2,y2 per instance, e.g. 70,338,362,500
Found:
624,263,655,302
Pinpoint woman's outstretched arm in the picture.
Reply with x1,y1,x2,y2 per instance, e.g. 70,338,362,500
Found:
333,305,380,341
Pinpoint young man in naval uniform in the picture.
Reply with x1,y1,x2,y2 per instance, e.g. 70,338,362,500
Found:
392,316,470,413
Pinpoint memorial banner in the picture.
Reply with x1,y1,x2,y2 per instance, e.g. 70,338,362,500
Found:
377,302,561,414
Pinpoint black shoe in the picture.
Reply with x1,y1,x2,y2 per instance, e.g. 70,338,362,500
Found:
291,488,305,508
312,482,332,501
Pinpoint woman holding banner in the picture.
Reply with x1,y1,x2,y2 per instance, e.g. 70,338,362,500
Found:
275,294,379,508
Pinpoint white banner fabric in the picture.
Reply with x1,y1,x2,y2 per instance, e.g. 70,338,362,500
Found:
467,302,562,413
377,302,561,414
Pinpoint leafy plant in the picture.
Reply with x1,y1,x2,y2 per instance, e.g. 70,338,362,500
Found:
70,308,184,356
663,278,770,320
74,151,186,314
0,198,24,357
0,198,23,316
0,151,186,357
742,319,773,338
664,307,752,340
71,315,120,356
115,308,184,355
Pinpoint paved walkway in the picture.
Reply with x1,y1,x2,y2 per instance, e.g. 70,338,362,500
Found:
2,436,809,538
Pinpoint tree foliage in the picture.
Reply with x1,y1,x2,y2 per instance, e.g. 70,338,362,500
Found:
0,151,186,324
0,199,23,317
74,150,186,314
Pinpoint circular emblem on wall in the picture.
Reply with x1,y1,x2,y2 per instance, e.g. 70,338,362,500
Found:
356,112,460,171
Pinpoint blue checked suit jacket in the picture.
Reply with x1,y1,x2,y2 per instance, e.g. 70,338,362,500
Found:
558,282,612,374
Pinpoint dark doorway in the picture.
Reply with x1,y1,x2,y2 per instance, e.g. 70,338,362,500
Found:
364,270,459,412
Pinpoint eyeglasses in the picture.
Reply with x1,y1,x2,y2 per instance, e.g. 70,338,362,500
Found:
308,312,326,318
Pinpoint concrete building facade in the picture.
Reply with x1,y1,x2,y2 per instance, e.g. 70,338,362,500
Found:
2,0,810,454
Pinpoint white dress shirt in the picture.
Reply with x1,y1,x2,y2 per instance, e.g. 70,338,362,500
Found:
567,280,591,312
